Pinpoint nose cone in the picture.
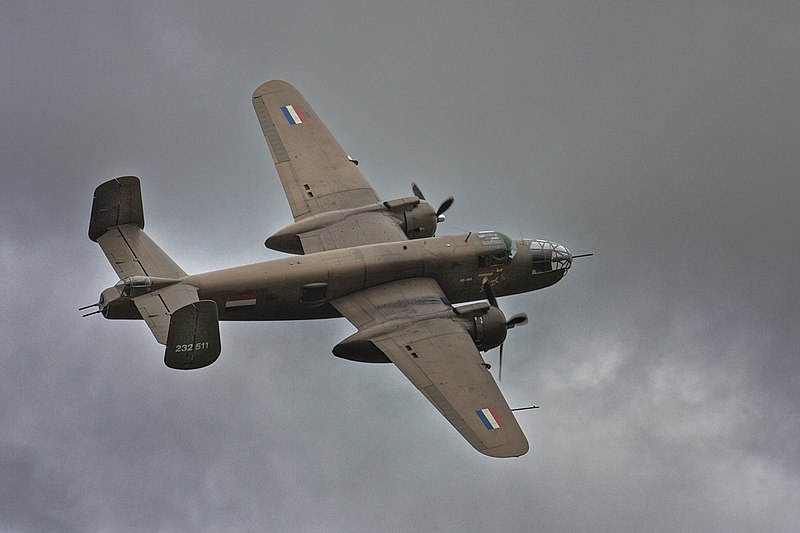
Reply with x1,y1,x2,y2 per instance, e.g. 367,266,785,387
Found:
552,243,572,270
528,240,572,273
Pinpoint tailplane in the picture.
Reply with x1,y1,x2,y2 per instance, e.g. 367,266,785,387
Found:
88,176,221,368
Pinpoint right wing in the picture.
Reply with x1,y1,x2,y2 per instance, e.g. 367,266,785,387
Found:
332,278,529,458
252,80,381,221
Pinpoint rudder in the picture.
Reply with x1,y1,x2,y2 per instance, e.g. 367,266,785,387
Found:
165,301,222,370
89,176,144,242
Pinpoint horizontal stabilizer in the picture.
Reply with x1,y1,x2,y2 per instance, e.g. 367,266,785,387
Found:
89,176,144,241
165,301,221,370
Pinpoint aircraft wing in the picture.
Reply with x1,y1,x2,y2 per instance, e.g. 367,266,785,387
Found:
252,80,409,253
252,79,382,221
331,278,529,458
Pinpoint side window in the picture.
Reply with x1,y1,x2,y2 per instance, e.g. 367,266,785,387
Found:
529,240,554,273
531,249,553,272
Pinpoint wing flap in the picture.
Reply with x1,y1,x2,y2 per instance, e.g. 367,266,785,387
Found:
297,212,408,254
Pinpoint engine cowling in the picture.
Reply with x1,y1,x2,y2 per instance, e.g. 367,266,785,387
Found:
457,306,509,352
381,196,439,239
400,200,438,239
265,196,440,255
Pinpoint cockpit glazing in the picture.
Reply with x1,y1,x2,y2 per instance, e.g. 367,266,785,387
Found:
476,231,518,267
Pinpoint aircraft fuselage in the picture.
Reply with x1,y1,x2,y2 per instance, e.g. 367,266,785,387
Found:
172,232,569,321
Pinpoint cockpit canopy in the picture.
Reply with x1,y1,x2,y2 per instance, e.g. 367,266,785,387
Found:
114,276,180,298
115,276,152,298
476,231,517,267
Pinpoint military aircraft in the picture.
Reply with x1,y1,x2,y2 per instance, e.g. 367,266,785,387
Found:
84,80,581,458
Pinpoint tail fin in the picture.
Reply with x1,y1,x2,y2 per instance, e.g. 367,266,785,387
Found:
165,301,222,369
89,176,144,241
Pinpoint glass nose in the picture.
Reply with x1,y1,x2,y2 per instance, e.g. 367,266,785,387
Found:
529,240,572,273
552,244,572,270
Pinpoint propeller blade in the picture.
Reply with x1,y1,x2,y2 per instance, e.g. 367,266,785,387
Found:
412,182,454,223
506,313,528,328
482,281,499,308
482,282,529,382
436,196,454,217
411,181,425,200
498,342,504,381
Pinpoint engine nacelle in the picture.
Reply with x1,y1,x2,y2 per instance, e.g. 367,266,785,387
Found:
265,196,440,254
457,306,508,352
385,197,438,240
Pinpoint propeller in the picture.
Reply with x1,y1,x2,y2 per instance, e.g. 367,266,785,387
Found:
411,181,454,222
482,281,529,381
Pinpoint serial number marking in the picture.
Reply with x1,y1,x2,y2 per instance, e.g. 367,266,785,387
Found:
175,342,210,352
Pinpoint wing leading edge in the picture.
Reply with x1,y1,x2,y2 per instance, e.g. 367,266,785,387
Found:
332,278,529,458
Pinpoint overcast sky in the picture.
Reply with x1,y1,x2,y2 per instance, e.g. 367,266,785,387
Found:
2,1,800,531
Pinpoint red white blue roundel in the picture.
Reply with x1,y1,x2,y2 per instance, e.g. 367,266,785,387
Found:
476,407,503,430
280,104,305,125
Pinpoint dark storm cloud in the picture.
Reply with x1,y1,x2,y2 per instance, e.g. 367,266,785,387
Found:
2,1,799,531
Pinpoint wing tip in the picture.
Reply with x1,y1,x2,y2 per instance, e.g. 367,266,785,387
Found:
480,438,530,458
252,79,296,99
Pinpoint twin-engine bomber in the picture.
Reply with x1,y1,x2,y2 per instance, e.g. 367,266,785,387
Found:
85,80,582,458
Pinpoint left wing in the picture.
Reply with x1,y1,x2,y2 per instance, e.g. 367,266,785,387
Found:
332,278,529,457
